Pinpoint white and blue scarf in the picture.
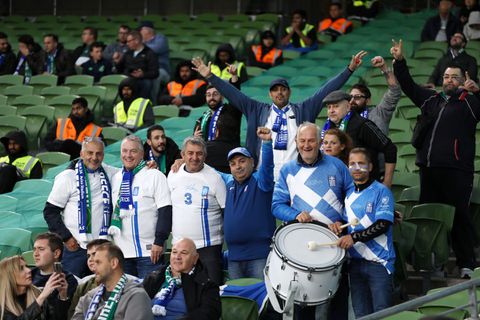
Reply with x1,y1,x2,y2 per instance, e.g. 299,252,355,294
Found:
75,160,112,242
84,274,128,320
151,266,183,316
271,105,290,150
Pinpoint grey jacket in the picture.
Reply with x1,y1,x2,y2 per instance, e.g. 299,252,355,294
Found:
366,84,401,135
71,279,153,320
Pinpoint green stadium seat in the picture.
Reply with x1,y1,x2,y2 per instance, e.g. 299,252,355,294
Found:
41,86,72,104
188,106,209,119
418,287,471,319
0,211,24,228
411,203,455,231
389,132,412,150
0,194,18,211
384,311,425,320
44,162,69,180
245,75,278,86
11,95,46,114
282,50,301,61
0,75,24,93
20,105,56,150
0,94,7,105
195,13,220,23
286,58,319,68
0,105,18,115
49,95,79,119
397,185,420,218
289,76,324,88
389,118,410,134
29,74,58,94
77,85,107,121
393,221,417,283
22,250,35,266
64,75,94,93
36,151,71,175
392,171,420,200
223,14,250,23
305,49,335,61
12,179,53,196
301,66,332,77
159,117,194,131
417,41,448,52
255,13,279,24
98,74,128,118
24,213,49,240
4,85,35,104
0,115,27,137
102,127,130,146
221,296,259,320
153,105,180,123
265,66,297,77
246,66,265,78
0,228,32,259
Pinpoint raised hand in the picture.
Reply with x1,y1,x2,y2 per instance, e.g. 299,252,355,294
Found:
371,56,386,70
462,71,480,93
192,57,212,78
257,127,272,141
348,51,367,72
390,39,404,61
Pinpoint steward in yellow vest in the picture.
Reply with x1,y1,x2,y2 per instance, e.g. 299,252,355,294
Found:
210,43,248,84
248,30,283,70
0,130,42,193
281,9,318,53
113,77,154,132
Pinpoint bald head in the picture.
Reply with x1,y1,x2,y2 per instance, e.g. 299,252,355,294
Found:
170,238,199,275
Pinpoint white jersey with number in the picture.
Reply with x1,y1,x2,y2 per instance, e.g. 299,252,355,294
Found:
111,167,171,258
168,164,226,249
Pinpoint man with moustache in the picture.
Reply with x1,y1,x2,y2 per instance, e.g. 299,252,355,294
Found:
43,137,118,278
392,39,480,278
144,124,181,176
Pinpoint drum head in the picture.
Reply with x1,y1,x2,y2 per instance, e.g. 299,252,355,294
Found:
275,222,345,269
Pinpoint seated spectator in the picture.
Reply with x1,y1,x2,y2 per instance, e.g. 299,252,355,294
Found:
113,78,154,132
113,30,159,100
158,60,206,116
71,243,153,320
193,85,242,173
104,24,130,62
0,32,16,75
318,2,353,42
14,34,44,83
463,11,480,40
421,0,461,42
143,238,221,319
248,30,283,70
72,27,97,66
427,32,478,87
31,233,78,301
144,124,181,176
45,97,103,160
42,33,75,85
81,42,112,83
0,130,42,193
458,0,480,25
322,128,353,165
281,9,318,53
211,43,248,84
0,255,69,320
347,0,379,24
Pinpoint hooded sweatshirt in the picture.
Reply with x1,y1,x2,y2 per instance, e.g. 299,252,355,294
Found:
464,11,480,41
0,130,42,178
212,43,248,83
116,77,155,129
248,30,283,69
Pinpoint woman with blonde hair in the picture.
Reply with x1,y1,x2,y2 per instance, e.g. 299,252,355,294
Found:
0,256,69,320
322,128,353,165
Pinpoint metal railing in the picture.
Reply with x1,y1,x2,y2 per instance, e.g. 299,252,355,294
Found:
359,278,480,320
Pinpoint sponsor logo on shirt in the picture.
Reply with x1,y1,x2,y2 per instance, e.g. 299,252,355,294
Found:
328,175,336,187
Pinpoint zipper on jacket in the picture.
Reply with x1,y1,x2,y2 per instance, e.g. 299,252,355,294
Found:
454,139,459,161
426,100,447,167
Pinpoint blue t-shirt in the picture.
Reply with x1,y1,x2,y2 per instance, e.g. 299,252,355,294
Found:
155,287,188,320
344,180,396,274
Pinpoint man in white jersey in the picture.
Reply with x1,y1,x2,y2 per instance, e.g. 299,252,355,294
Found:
109,135,172,279
167,136,227,285
43,137,118,278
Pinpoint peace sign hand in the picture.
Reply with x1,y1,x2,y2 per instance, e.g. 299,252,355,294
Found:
390,39,404,61
348,51,367,72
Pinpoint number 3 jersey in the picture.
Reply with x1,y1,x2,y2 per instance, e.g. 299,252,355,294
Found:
168,164,227,249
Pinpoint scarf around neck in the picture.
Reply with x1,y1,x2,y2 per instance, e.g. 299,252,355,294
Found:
84,274,128,320
271,104,290,150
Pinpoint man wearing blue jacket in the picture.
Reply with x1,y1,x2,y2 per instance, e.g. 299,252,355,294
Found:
192,51,366,180
219,127,276,280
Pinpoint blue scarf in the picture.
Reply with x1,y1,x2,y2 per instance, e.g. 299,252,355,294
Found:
151,266,184,316
75,160,112,242
206,105,223,141
0,54,4,66
119,161,145,216
359,108,368,119
271,105,290,150
149,149,166,173
321,111,353,139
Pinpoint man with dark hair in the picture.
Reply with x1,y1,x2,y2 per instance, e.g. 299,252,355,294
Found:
42,33,75,85
0,32,16,75
210,43,248,84
392,39,480,278
113,77,154,132
330,147,395,317
248,30,283,69
281,9,317,53
143,124,181,175
421,0,461,42
193,85,242,173
45,97,103,159
0,130,42,193
31,232,78,301
318,2,353,42
104,25,130,62
72,243,153,320
15,34,44,83
72,26,98,66
159,60,207,116
113,30,159,100
427,32,478,87
81,41,112,82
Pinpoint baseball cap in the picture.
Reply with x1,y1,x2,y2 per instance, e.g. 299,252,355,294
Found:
269,78,290,91
227,147,253,161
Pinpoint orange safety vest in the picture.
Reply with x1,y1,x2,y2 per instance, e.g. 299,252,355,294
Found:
56,118,102,143
318,18,353,34
251,45,282,66
167,79,206,97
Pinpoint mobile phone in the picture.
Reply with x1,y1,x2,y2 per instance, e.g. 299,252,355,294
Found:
53,262,63,274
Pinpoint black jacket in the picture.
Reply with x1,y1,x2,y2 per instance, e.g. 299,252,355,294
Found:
428,49,478,86
421,13,462,42
15,43,44,77
0,43,17,75
394,58,480,172
71,44,90,63
143,261,221,320
115,45,159,79
117,77,155,129
0,130,43,179
327,111,397,180
40,44,75,85
1,294,70,320
143,136,181,176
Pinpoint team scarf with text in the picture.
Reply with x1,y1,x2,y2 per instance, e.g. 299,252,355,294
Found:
271,105,290,150
84,274,128,320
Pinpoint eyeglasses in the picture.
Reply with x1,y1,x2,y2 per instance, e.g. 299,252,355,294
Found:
351,94,367,100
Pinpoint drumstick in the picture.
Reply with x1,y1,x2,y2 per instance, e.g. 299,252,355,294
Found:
339,218,359,230
307,240,338,250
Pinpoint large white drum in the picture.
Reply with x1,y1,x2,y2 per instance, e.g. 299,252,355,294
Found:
265,221,345,306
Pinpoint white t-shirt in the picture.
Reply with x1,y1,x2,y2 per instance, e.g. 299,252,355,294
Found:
111,167,171,258
168,164,226,249
47,164,119,249
259,105,298,180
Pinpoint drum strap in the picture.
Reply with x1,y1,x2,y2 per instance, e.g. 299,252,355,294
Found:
264,269,299,320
